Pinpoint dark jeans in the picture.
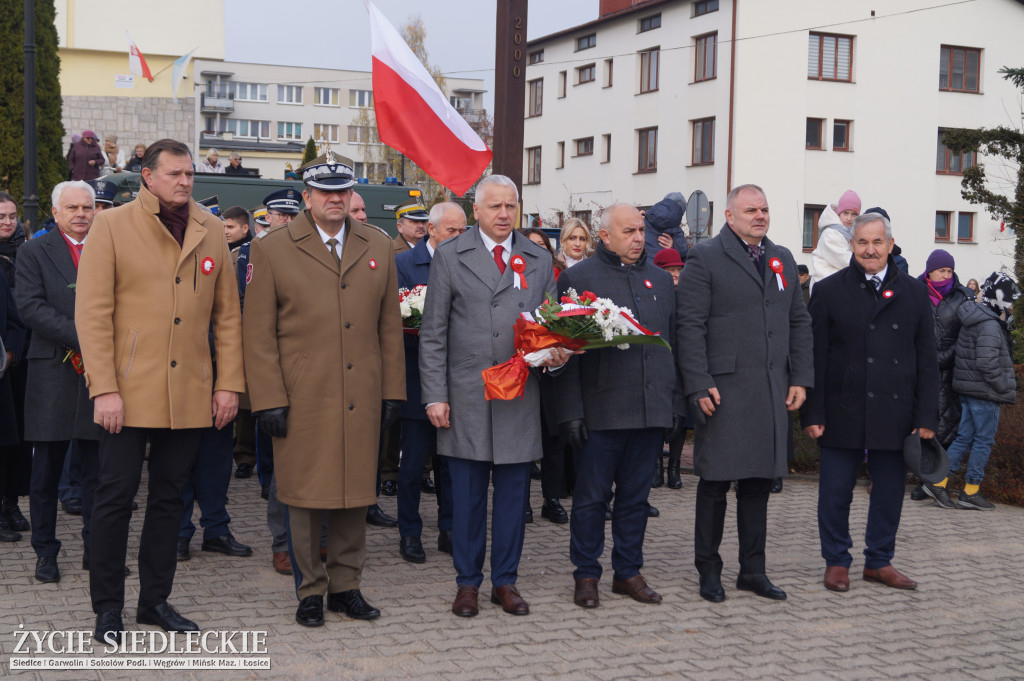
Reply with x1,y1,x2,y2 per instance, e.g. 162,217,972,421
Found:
90,427,201,613
58,441,82,503
570,428,662,581
694,477,772,576
30,439,99,557
818,447,905,570
397,418,452,537
179,424,233,541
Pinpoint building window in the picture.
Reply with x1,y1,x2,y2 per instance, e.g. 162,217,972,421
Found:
528,78,543,116
806,118,825,150
577,64,596,84
639,14,661,32
833,119,851,151
936,129,976,174
576,34,596,51
808,33,853,82
803,205,825,251
529,49,544,64
695,33,717,82
575,137,594,156
639,49,659,93
347,125,376,144
692,118,715,165
958,212,975,242
277,85,303,104
450,94,472,109
526,146,542,184
314,123,339,143
573,210,592,228
314,87,340,106
277,121,303,141
557,142,565,169
940,45,981,93
602,134,611,163
231,82,267,102
604,59,614,87
638,127,658,173
220,119,270,139
349,89,373,108
935,212,952,241
558,71,567,97
694,0,719,16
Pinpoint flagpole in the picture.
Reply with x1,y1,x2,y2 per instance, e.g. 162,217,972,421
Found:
492,0,527,192
22,0,39,233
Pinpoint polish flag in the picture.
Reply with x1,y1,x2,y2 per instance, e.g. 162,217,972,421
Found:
365,0,492,197
127,32,154,82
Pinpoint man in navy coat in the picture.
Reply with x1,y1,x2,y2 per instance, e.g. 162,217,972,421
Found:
803,212,938,593
394,201,465,563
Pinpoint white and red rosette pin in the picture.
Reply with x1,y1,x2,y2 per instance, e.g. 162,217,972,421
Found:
883,289,894,299
510,254,528,289
369,258,377,270
644,280,653,289
768,257,786,291
201,257,215,275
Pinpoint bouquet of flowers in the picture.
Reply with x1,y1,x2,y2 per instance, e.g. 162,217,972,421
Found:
399,285,427,335
482,288,670,400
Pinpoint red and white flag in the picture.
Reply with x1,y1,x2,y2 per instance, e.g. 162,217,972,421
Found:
364,0,492,196
127,32,154,82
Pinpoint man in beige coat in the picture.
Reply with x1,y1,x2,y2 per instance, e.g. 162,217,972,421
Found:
242,151,405,628
76,139,245,644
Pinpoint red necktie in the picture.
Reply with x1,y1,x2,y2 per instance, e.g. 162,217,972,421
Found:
75,244,83,254
493,245,506,274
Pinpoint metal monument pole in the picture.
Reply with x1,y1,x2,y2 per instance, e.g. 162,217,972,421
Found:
23,0,39,232
492,0,527,191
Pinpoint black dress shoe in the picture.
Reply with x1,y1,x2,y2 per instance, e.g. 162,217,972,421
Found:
131,500,138,511
421,476,436,494
524,505,534,524
35,556,60,583
770,478,783,494
400,536,426,563
647,504,660,518
541,498,568,524
137,602,200,632
327,589,381,620
202,533,253,557
62,498,83,515
736,573,787,600
2,499,29,531
235,463,254,478
380,480,398,497
295,595,324,627
366,504,398,527
176,537,191,561
699,573,726,603
94,610,124,645
437,529,453,555
910,484,928,501
0,526,21,542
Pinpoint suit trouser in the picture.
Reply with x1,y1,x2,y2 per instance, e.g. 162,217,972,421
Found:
179,424,233,542
694,477,772,576
540,408,574,499
266,474,289,553
446,457,530,589
58,442,82,502
398,418,452,537
30,439,99,557
818,447,905,570
286,505,366,600
570,428,661,581
90,427,201,613
232,409,257,467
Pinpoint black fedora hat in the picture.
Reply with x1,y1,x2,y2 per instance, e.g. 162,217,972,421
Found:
903,433,949,484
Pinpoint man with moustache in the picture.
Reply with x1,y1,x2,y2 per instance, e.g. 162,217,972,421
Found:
393,198,429,253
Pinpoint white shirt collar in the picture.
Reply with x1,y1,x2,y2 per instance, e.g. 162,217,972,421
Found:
479,229,513,258
426,240,435,258
314,222,345,246
865,265,888,282
61,231,84,246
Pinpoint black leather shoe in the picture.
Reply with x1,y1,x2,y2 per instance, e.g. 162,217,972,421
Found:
2,499,29,531
234,463,254,478
176,537,191,561
35,556,60,583
770,478,783,494
0,526,21,542
437,530,453,555
647,504,660,518
94,610,123,645
131,500,138,511
202,533,253,557
137,602,199,632
400,536,426,563
736,573,787,600
667,461,682,489
327,589,381,620
541,498,568,524
295,595,324,627
524,505,534,524
62,498,83,515
366,504,398,527
910,484,928,501
421,476,436,494
380,480,398,497
699,573,726,603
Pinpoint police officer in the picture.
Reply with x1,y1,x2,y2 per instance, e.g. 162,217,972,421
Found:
263,188,302,230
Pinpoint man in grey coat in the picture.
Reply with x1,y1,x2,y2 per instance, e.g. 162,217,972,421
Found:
14,181,104,584
419,175,569,618
677,184,813,603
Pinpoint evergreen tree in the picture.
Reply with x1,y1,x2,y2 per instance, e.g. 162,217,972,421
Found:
0,0,65,225
302,136,317,165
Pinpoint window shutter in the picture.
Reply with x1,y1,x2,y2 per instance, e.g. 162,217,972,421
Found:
807,35,819,77
837,37,851,80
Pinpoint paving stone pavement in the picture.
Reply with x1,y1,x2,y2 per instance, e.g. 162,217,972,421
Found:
2,464,1023,680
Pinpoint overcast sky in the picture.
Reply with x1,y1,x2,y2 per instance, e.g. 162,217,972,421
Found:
223,0,599,111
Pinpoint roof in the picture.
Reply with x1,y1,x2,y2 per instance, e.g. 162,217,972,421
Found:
528,0,675,48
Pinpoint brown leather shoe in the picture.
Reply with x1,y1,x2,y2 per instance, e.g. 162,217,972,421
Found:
823,566,850,592
320,547,327,563
451,586,479,617
490,584,530,615
573,578,600,608
272,551,292,575
611,574,662,604
863,565,917,590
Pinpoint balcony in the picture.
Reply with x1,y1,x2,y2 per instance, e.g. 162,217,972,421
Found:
457,108,487,125
201,86,235,113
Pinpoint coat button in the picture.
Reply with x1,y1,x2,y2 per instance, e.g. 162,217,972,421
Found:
175,277,181,284
519,302,524,308
493,332,499,338
346,363,352,369
892,324,898,329
340,282,347,289
892,393,899,399
893,359,899,365
174,318,181,325
869,324,875,330
345,322,351,328
867,357,874,363
492,302,498,308
348,404,354,410
867,391,874,398
171,361,177,367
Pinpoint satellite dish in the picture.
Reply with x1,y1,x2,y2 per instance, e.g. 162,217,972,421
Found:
686,190,711,239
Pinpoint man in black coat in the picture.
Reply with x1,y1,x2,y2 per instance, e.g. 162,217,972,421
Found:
14,181,103,582
558,203,683,609
803,212,939,593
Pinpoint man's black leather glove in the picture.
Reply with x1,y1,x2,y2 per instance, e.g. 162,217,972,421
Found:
560,419,588,452
258,406,289,438
381,400,403,432
665,413,685,442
